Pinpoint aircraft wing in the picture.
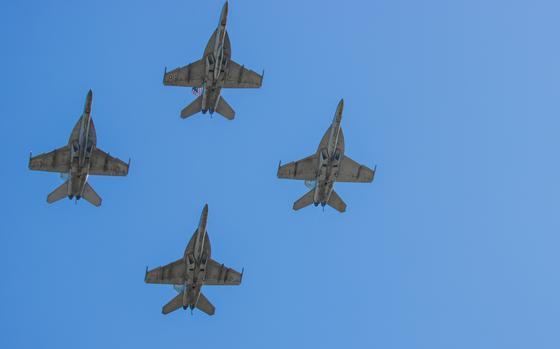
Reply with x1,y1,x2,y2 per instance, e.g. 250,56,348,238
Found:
29,146,71,173
163,59,205,87
145,259,186,285
277,155,317,180
223,60,263,88
337,155,375,182
88,148,129,176
204,258,242,285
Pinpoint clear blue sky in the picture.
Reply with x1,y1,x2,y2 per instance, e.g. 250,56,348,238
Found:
1,0,559,348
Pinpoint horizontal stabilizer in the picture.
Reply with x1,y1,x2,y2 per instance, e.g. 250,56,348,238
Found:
327,190,346,213
162,292,185,315
196,292,215,316
215,96,235,120
47,180,69,204
82,182,102,207
181,96,203,119
293,188,315,211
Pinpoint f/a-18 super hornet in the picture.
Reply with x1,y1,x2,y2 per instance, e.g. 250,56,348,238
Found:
145,204,243,316
163,1,263,120
28,90,130,207
277,99,376,213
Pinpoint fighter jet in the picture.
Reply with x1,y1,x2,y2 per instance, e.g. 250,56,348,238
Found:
28,90,129,207
145,204,243,316
163,1,263,120
277,99,376,213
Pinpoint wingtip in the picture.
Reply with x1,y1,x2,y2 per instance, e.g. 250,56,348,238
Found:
277,160,282,177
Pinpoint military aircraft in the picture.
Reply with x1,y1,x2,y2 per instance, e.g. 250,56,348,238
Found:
28,90,130,207
163,1,263,120
145,204,243,316
277,99,376,213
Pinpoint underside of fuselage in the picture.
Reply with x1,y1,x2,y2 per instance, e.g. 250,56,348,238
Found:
201,86,222,114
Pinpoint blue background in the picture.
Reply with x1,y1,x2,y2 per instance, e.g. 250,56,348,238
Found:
1,0,559,348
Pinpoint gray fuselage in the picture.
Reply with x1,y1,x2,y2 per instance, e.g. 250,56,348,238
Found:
180,204,211,310
200,2,230,114
66,90,96,199
313,100,345,206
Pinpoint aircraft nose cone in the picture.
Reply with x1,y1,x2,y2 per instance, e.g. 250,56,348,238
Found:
220,1,228,23
199,204,209,225
84,90,93,113
334,98,344,122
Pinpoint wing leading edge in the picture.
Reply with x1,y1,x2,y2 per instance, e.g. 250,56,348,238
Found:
29,146,71,173
223,60,263,88
164,59,206,87
204,258,243,285
89,148,129,176
145,259,186,285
